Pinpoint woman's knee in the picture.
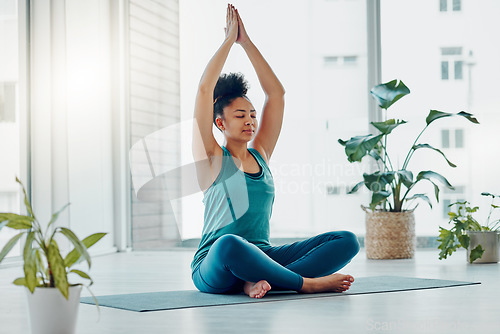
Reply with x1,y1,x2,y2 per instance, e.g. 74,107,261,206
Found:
338,231,360,257
212,234,249,262
314,231,360,259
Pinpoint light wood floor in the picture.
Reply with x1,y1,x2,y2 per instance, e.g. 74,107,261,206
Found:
1,248,499,334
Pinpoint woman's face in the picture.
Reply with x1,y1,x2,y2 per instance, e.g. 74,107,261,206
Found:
218,97,258,142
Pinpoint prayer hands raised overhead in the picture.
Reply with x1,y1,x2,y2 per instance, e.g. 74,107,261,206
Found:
224,4,238,43
224,4,250,45
234,6,250,45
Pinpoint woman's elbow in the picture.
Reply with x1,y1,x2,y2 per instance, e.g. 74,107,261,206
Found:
267,87,286,98
198,84,213,95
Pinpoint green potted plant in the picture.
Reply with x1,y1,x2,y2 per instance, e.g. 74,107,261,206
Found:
338,79,479,259
438,192,500,264
0,178,106,334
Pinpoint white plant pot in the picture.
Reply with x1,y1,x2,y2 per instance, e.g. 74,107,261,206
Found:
26,285,82,334
466,231,500,263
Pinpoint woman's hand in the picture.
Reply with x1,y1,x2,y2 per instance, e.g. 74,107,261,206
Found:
224,4,238,44
235,7,250,45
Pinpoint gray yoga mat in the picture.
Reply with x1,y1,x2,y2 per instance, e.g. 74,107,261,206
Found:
80,276,479,312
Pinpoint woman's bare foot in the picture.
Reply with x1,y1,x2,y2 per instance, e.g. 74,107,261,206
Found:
300,273,354,293
243,280,271,298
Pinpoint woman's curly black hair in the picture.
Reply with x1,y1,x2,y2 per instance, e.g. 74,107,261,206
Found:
213,72,250,131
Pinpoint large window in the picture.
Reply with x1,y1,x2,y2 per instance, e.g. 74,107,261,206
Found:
178,0,370,241
131,0,499,246
381,0,500,236
0,0,27,259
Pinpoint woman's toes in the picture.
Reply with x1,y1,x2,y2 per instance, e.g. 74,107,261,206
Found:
245,280,271,298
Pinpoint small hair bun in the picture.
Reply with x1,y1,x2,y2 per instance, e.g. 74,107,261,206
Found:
213,72,249,102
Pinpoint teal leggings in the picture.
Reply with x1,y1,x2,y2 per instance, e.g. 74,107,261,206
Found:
192,231,360,293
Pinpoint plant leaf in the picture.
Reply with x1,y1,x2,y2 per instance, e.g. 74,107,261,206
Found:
465,206,479,213
0,213,34,229
415,177,441,204
1,212,33,222
369,191,391,210
59,227,91,269
469,245,485,263
364,173,386,192
23,232,37,293
6,220,33,230
368,149,382,161
457,111,480,124
363,172,394,192
83,285,101,320
371,119,407,135
425,110,479,126
16,177,35,219
481,192,499,198
47,203,71,232
0,232,25,263
406,194,432,209
415,170,454,191
13,277,28,287
347,181,365,194
340,134,384,162
370,79,410,109
34,249,48,284
425,110,452,125
397,170,414,188
457,234,470,249
437,227,459,260
453,219,469,236
64,233,107,268
48,240,69,299
412,143,457,168
381,172,395,184
70,269,94,286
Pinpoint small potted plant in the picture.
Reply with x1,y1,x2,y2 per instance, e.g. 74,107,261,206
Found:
339,79,479,259
0,178,106,334
438,192,500,264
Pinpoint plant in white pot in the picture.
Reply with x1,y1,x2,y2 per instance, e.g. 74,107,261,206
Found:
438,192,500,264
338,79,479,259
0,178,107,334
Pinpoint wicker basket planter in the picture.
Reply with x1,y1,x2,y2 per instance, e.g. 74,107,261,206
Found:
364,207,416,259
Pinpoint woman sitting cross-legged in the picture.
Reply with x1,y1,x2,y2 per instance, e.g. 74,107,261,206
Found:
191,4,360,299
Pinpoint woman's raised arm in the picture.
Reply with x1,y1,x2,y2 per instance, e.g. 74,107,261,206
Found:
236,8,285,162
193,4,237,161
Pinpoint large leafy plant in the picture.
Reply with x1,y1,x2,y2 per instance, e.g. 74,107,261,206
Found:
339,79,479,212
0,178,106,299
438,192,500,263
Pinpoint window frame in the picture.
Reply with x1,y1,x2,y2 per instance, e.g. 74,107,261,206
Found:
441,47,464,81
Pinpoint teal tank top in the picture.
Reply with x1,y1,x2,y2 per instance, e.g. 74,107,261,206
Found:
191,146,274,272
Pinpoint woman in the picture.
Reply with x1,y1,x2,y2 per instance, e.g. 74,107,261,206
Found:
191,4,359,298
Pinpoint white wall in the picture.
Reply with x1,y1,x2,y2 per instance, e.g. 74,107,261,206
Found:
128,0,182,249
